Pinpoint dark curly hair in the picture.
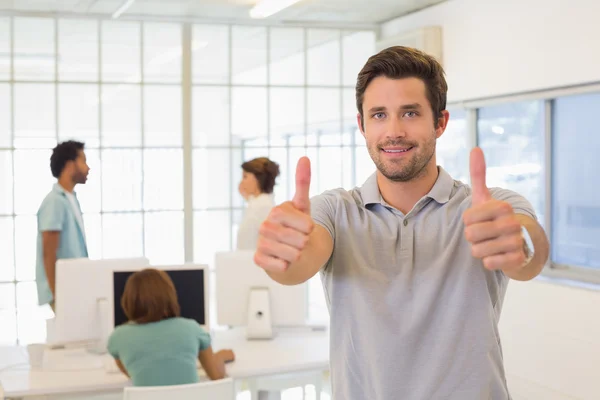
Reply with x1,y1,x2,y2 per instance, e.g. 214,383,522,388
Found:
241,157,280,194
50,140,85,178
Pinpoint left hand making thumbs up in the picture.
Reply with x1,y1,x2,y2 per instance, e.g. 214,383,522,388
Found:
463,147,527,273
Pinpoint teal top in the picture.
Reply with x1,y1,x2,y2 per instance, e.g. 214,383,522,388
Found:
107,317,211,387
36,183,88,306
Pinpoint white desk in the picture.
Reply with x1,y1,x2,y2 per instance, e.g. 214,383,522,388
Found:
0,328,329,400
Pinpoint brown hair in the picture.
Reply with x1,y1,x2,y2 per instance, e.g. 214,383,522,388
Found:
241,157,280,194
121,268,180,324
355,46,448,128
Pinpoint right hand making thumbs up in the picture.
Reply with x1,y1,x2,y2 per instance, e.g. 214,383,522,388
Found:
254,157,315,273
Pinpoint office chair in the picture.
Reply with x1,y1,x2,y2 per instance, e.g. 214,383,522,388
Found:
122,378,235,400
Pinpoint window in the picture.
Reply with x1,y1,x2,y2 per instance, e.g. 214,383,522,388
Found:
58,19,98,82
0,17,187,345
269,87,304,147
101,21,140,83
307,29,340,86
143,23,181,84
552,93,600,269
58,84,100,147
231,87,267,146
342,31,376,86
438,109,469,183
192,25,228,84
192,86,229,147
0,84,10,147
477,101,545,222
231,26,266,85
0,17,377,344
270,28,304,86
0,18,10,80
14,18,55,81
14,84,56,149
191,25,377,325
101,84,142,147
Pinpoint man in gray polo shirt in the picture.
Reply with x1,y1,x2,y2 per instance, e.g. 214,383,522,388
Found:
254,46,550,400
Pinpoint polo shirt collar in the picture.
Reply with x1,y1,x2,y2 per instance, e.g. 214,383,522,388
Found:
360,166,454,207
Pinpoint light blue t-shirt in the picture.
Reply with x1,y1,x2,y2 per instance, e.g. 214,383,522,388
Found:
36,183,88,306
107,317,211,387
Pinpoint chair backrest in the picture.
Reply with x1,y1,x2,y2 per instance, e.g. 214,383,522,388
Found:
123,378,235,400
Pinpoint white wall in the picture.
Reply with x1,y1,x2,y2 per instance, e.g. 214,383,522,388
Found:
382,2,600,399
500,280,600,400
381,0,600,102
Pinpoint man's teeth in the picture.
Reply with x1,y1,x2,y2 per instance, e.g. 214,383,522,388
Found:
384,148,410,153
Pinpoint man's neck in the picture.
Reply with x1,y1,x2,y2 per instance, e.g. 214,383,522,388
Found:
376,162,439,215
58,177,75,193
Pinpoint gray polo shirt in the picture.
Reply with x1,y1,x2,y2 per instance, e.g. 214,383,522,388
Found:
311,167,535,400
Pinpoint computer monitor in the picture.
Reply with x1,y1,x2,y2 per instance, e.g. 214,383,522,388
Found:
215,250,307,340
53,257,150,346
110,264,209,331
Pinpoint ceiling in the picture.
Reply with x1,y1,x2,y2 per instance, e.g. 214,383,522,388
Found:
0,0,447,25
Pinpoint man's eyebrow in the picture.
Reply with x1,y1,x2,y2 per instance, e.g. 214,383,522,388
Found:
367,103,423,113
368,106,387,113
399,103,423,110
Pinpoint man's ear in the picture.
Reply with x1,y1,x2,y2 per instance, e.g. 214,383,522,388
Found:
356,113,366,139
435,110,450,139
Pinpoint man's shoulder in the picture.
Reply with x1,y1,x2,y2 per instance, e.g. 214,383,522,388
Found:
37,192,69,222
38,189,67,209
311,187,364,208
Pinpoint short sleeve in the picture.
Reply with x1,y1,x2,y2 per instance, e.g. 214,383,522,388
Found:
192,322,211,351
310,190,338,239
107,329,122,359
38,196,66,232
489,187,537,220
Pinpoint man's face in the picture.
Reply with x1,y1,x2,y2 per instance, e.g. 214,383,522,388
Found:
358,76,448,182
72,150,90,184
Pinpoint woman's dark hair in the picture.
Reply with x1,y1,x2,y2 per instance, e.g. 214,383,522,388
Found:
50,140,85,178
241,157,280,194
121,269,180,324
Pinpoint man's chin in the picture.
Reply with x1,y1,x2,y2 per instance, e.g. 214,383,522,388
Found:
378,164,419,182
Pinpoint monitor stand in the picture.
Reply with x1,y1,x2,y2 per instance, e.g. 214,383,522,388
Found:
246,287,274,340
88,298,109,355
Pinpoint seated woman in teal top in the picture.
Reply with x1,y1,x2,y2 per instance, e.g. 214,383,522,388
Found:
107,268,235,386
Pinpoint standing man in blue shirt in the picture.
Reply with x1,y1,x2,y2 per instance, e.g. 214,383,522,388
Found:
36,140,90,309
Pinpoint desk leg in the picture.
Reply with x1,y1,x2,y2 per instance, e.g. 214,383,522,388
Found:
315,379,322,400
257,391,281,400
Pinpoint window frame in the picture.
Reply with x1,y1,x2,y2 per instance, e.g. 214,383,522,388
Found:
450,82,600,288
0,16,380,344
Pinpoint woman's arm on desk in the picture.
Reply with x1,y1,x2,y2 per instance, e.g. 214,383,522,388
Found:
198,347,235,380
114,359,130,377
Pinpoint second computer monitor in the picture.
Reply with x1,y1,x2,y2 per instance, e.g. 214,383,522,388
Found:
215,250,307,338
111,264,209,331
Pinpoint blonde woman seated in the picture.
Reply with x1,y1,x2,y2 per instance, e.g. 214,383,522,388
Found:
107,268,235,386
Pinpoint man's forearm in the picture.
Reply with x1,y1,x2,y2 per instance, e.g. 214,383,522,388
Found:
266,226,333,286
506,215,550,281
266,255,316,286
43,253,57,296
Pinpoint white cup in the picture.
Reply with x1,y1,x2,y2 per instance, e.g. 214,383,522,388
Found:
27,343,46,370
